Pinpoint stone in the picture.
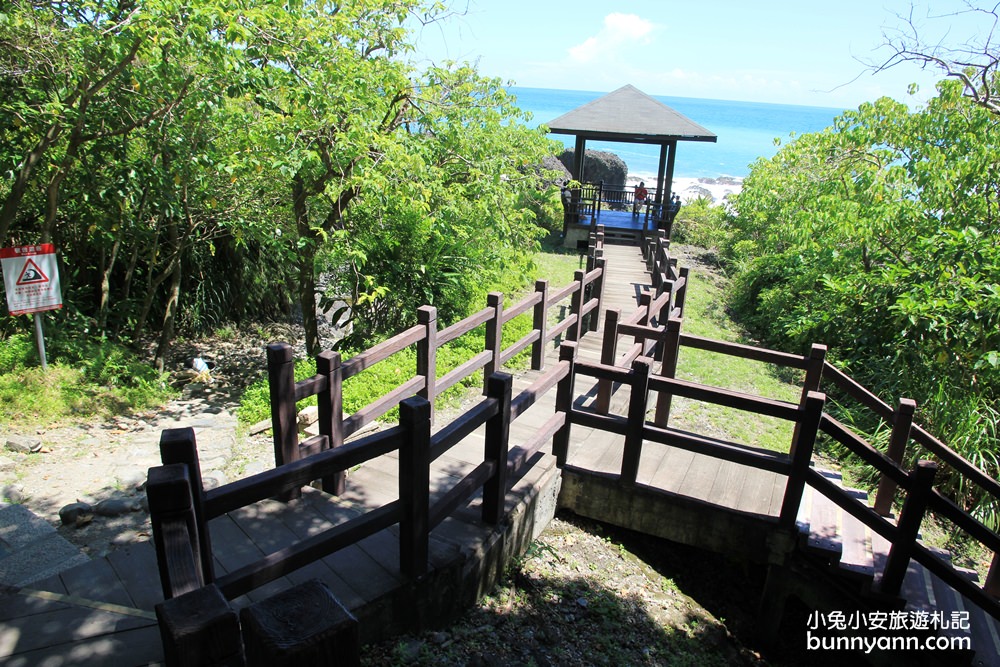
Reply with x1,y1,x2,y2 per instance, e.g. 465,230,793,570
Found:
59,502,94,527
0,456,14,473
202,472,227,490
115,467,149,490
2,485,26,504
5,435,42,454
297,404,319,427
537,154,572,188
93,496,141,517
557,149,628,187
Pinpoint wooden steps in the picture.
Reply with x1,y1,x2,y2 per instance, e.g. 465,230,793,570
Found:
796,468,1000,665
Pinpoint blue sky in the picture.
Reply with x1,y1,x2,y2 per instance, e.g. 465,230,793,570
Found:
408,1,977,109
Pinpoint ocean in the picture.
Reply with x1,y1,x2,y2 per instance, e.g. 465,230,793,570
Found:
510,87,845,180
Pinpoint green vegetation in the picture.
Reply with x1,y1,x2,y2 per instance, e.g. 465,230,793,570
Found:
669,271,801,453
0,329,174,425
237,240,582,425
720,81,1000,521
1,0,561,370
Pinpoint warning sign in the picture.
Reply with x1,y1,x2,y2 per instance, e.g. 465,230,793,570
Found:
1,244,63,316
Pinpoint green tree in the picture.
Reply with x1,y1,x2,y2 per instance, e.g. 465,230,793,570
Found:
725,81,1000,508
230,3,555,353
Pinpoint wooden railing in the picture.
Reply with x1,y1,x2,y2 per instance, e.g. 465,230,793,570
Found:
149,228,1000,657
148,231,605,603
574,287,1000,622
263,231,605,498
819,361,1000,601
563,182,674,236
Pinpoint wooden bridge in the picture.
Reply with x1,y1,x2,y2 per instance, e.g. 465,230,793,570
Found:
3,230,1000,666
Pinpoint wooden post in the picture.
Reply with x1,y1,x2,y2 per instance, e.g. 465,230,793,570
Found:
800,344,827,400
267,343,300,501
148,464,205,599
398,396,430,579
484,292,504,392
552,342,578,467
589,253,605,333
416,306,438,419
482,373,513,524
316,350,345,496
531,279,549,371
984,553,1000,599
674,266,690,317
789,344,827,459
778,391,826,530
155,583,242,667
881,460,938,597
159,428,214,585
595,308,621,415
873,398,916,516
621,356,653,486
568,269,586,342
653,317,683,427
240,579,359,667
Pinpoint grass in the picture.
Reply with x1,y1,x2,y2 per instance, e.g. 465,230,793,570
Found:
0,331,175,426
667,269,802,453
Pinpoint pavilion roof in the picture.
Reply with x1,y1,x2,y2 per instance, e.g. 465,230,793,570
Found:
545,85,717,144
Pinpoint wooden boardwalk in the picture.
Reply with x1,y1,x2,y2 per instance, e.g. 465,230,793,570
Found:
3,242,999,665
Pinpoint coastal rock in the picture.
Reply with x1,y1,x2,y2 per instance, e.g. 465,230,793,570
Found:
557,149,627,186
537,155,571,187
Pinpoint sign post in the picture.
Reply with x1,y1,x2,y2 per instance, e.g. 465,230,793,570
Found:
1,244,64,370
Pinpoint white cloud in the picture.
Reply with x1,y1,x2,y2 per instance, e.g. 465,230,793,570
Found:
568,13,657,64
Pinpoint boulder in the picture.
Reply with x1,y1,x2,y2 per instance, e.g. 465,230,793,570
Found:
59,502,94,527
5,435,42,454
557,149,628,186
537,154,572,187
94,496,141,517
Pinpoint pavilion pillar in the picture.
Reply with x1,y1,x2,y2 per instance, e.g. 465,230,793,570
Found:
655,144,668,206
664,140,677,200
573,135,586,181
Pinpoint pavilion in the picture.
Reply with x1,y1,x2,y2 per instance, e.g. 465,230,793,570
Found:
546,85,716,243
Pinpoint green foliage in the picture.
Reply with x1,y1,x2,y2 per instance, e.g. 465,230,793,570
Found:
1,0,557,366
724,81,1000,508
670,196,729,250
0,330,174,424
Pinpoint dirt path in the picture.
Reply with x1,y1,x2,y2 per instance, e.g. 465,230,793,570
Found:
0,333,286,560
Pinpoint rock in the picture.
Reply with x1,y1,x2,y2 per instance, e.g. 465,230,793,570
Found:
59,502,94,527
557,149,628,186
0,456,14,473
202,472,227,490
2,484,26,503
115,467,149,490
537,154,572,187
93,497,141,517
5,435,42,454
297,405,319,427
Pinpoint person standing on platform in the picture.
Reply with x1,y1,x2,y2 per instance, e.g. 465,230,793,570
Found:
633,182,648,215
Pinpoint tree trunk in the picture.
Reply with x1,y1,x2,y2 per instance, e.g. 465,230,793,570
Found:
154,217,182,372
293,175,320,355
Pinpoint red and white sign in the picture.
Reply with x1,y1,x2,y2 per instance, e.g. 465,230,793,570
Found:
1,244,63,316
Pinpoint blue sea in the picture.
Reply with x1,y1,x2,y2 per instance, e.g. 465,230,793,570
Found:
510,87,846,180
